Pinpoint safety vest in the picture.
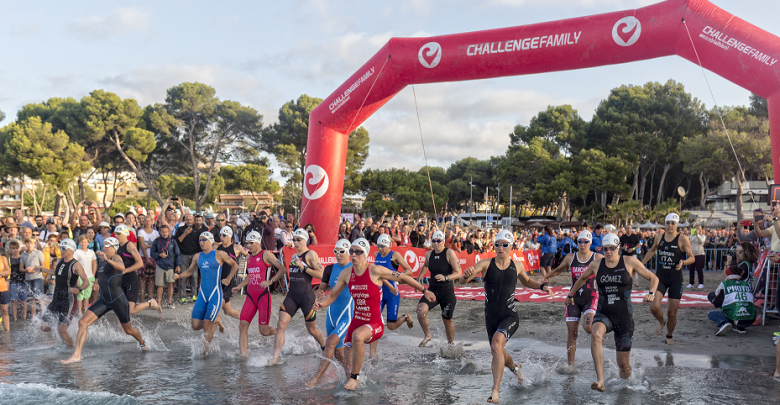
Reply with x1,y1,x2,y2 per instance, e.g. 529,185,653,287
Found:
721,279,756,322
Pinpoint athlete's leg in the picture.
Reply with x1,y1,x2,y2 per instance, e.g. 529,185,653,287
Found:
665,299,681,345
306,333,342,389
269,311,292,365
582,311,595,334
120,321,145,345
0,304,7,332
616,351,632,379
650,292,666,335
62,311,99,363
386,313,412,331
417,302,431,347
238,320,250,357
590,322,606,392
489,332,507,403
566,320,579,367
222,301,240,319
443,318,455,344
58,322,74,348
305,319,325,348
344,326,373,391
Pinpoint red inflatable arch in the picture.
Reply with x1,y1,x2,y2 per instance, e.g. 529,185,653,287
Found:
301,0,780,245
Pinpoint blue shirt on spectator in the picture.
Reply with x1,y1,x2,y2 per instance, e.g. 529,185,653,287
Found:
537,233,557,254
591,232,603,253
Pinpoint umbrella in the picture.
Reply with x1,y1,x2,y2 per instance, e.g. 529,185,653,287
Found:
527,222,546,228
638,221,656,229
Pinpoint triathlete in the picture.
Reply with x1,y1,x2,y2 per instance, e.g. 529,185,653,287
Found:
305,239,355,389
545,230,602,368
416,230,462,347
641,213,695,345
215,226,245,319
314,238,435,391
62,237,150,363
460,230,553,403
268,228,326,366
368,234,415,356
40,239,90,347
567,233,658,392
232,231,286,358
174,232,238,353
114,225,161,315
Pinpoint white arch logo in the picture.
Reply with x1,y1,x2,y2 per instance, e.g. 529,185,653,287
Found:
475,254,482,263
303,165,329,200
418,42,442,68
612,16,642,47
404,250,420,273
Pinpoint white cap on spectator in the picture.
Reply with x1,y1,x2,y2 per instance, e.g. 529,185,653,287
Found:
351,238,370,255
665,213,680,223
604,224,616,232
377,234,392,247
432,230,445,240
602,233,620,246
98,221,111,228
293,228,309,242
219,226,233,238
495,229,514,243
578,230,592,242
246,231,262,244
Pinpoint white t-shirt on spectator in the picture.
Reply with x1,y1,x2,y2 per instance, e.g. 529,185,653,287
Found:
138,228,160,257
74,248,97,279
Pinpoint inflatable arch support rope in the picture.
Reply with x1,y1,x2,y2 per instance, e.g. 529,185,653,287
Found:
301,0,780,245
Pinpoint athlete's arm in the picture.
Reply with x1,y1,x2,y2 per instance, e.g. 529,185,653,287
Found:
175,253,200,280
319,264,333,294
125,242,144,273
217,251,239,286
459,259,491,284
677,235,696,270
102,253,127,273
641,234,661,266
545,254,573,279
516,260,553,297
69,262,90,294
417,251,432,283
625,256,659,302
566,260,599,304
303,250,324,280
314,267,350,309
374,264,436,302
392,251,414,275
434,248,462,281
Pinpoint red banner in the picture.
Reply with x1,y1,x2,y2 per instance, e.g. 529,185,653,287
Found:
281,246,542,284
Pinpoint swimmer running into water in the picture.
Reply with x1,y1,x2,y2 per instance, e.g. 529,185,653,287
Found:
314,238,435,391
460,230,553,403
567,233,658,392
62,238,150,363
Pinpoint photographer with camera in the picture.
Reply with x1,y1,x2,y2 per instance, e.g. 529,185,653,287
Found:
174,213,209,303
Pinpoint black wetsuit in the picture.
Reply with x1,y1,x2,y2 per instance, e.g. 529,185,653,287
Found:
216,243,238,303
483,258,519,344
419,248,457,320
655,233,685,300
88,260,131,324
117,242,141,304
280,250,317,321
44,259,76,324
593,257,634,352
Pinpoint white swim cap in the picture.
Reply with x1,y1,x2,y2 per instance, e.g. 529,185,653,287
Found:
665,213,680,223
494,229,514,243
377,234,392,247
602,233,620,247
577,230,592,242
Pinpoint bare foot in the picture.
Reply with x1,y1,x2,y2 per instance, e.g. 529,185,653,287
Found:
665,337,675,345
488,389,500,403
150,299,162,314
268,356,280,366
404,312,414,329
344,378,359,391
61,356,81,364
654,320,666,336
591,381,605,392
304,378,319,389
419,336,432,347
216,319,225,334
512,365,523,381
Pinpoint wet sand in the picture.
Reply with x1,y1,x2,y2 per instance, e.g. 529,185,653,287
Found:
138,269,778,360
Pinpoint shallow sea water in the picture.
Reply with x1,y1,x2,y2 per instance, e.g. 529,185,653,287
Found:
0,311,778,405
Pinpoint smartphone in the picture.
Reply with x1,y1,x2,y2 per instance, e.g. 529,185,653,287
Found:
755,214,765,222
171,197,179,201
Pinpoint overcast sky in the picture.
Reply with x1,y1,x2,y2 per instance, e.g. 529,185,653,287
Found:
1,0,778,182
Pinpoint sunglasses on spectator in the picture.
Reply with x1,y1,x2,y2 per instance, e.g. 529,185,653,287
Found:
577,239,590,244
603,245,619,252
334,248,348,255
432,239,444,243
349,249,364,255
286,226,293,229
216,219,225,222
494,242,510,248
